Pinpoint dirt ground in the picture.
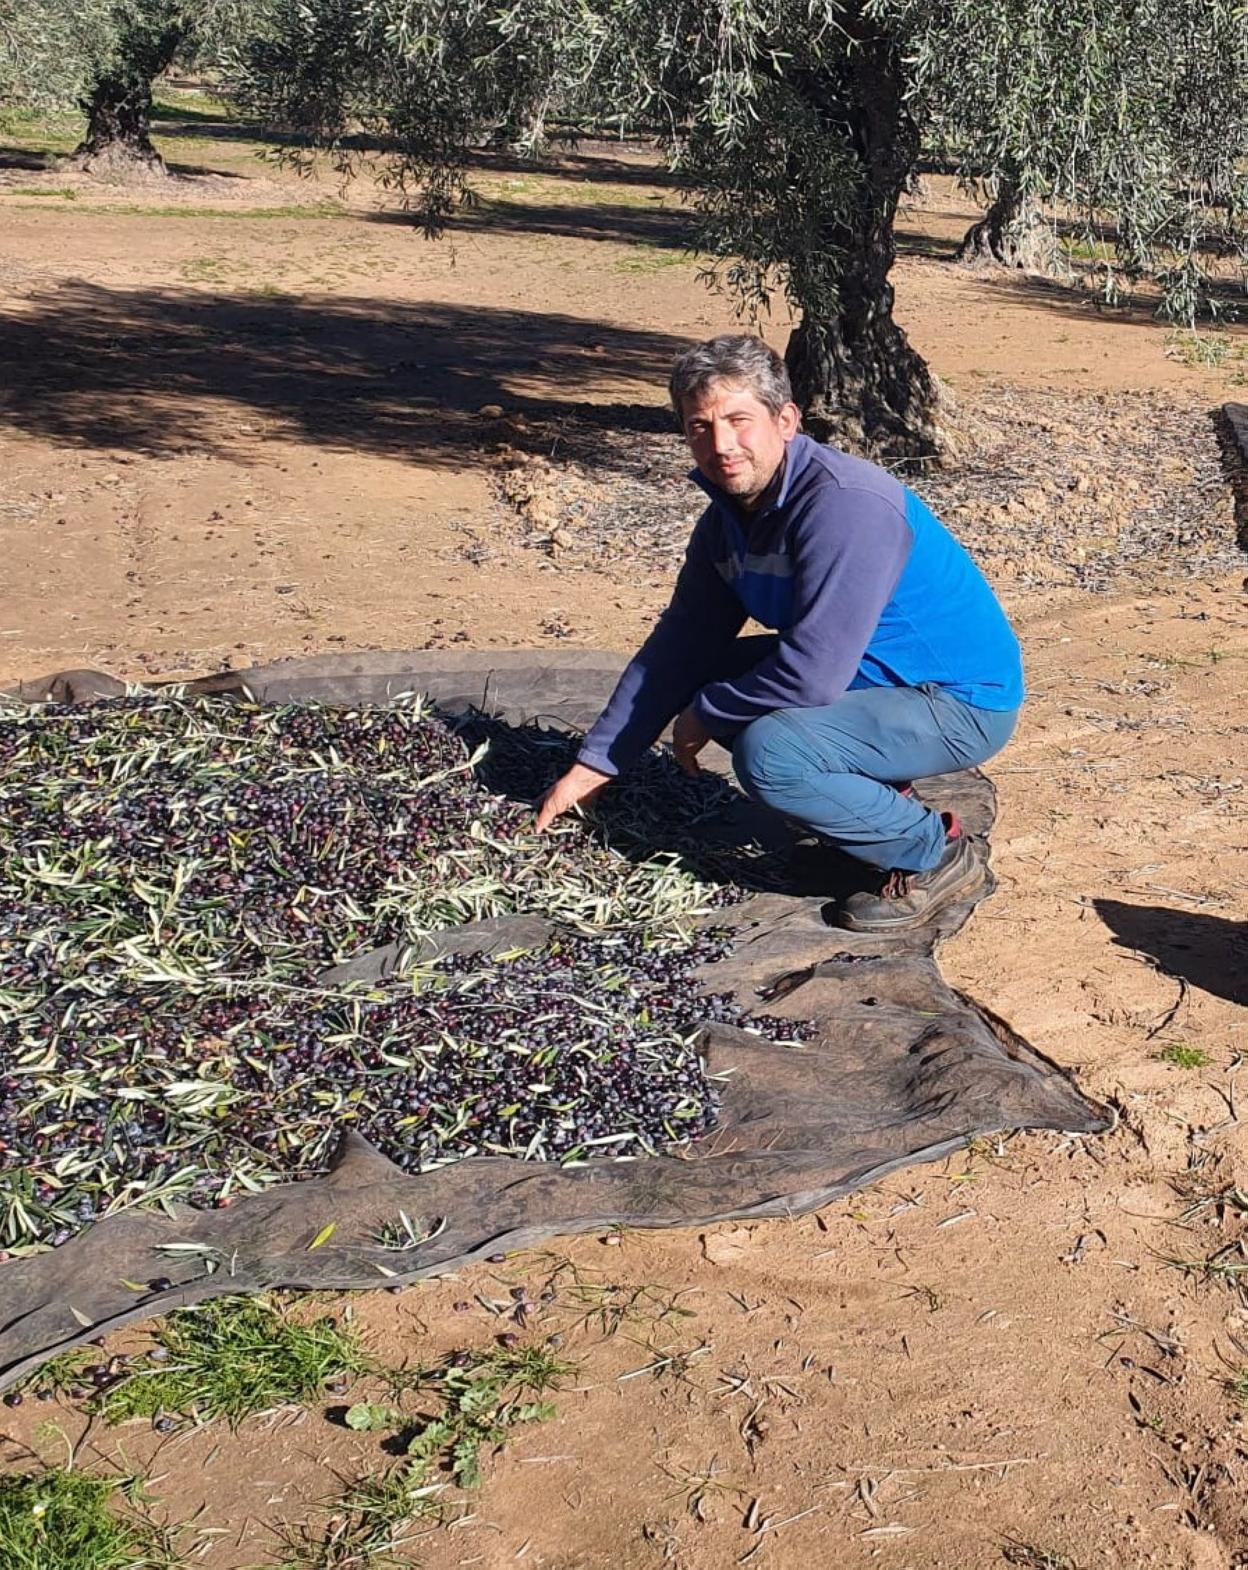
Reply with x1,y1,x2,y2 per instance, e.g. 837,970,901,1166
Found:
2,92,1248,1570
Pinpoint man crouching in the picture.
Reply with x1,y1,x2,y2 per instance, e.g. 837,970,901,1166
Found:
536,334,1023,933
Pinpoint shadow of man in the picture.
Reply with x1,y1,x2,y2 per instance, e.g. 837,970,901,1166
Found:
1094,898,1248,1008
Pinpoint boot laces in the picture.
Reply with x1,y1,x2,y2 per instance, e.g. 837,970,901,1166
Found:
880,868,915,899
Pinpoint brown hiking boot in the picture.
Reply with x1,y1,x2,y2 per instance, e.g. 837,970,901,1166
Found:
835,826,986,934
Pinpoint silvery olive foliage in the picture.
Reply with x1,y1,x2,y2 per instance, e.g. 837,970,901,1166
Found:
0,0,114,107
898,0,1248,317
229,0,1246,455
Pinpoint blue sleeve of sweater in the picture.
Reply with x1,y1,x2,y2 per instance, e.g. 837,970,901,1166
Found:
691,486,913,737
577,515,747,775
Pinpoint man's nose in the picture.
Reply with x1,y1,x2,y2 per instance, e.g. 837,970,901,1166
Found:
710,419,737,452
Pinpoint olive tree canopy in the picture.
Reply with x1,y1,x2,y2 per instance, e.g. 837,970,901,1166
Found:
231,0,1247,460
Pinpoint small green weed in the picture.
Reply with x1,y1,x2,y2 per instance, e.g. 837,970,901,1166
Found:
1154,1041,1212,1069
1160,1240,1248,1289
0,1468,172,1570
99,1296,371,1428
1166,329,1238,368
402,1344,573,1489
276,1467,446,1569
1003,1543,1077,1569
1224,1367,1248,1404
6,186,77,199
281,1342,573,1563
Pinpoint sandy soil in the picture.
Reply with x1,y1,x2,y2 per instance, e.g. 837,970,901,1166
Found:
1,94,1247,1570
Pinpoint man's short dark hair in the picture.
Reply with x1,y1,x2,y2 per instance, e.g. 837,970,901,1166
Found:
669,334,794,421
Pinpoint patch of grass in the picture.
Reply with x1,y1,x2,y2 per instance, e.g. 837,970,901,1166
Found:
0,1468,172,1570
1062,236,1114,263
150,91,239,125
0,107,82,139
179,255,231,282
535,1255,699,1340
1153,1041,1213,1069
14,1345,96,1399
14,200,347,221
5,186,77,199
613,246,690,273
98,1296,371,1428
276,1467,446,1569
567,181,668,209
1178,1181,1248,1226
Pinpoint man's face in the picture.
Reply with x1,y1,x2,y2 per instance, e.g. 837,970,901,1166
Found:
680,378,800,507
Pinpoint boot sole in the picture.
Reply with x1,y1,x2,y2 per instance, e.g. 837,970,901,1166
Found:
834,857,988,934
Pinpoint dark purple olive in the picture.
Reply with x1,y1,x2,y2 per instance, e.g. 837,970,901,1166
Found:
2,1391,23,1408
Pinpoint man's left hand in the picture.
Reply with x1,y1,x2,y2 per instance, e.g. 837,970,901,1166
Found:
672,706,712,777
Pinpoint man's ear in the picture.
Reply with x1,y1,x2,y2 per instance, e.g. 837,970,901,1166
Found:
779,401,801,439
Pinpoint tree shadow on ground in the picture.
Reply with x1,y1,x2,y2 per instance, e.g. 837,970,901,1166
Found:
467,142,682,191
149,115,681,190
0,281,687,468
893,225,961,262
1094,899,1248,1008
369,197,695,251
973,267,1248,329
0,145,58,172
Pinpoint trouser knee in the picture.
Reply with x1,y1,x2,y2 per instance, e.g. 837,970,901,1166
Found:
732,712,805,807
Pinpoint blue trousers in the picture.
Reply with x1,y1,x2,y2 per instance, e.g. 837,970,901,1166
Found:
730,683,1019,874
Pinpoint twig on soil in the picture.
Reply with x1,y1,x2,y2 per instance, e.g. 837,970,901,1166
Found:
1144,975,1190,1040
834,1457,1040,1477
1191,1074,1240,1147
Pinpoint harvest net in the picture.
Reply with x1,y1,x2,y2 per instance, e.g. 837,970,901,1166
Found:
0,651,1106,1386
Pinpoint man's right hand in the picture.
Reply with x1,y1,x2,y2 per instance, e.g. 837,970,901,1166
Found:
535,762,611,833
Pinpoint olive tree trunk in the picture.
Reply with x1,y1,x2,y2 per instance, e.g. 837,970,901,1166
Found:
958,168,1058,270
75,71,168,174
783,26,952,464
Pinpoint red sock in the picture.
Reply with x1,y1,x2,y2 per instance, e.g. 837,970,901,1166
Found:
941,810,963,840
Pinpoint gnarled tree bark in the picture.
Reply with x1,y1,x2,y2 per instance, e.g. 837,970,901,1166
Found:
783,22,954,465
75,71,167,175
957,166,1058,271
